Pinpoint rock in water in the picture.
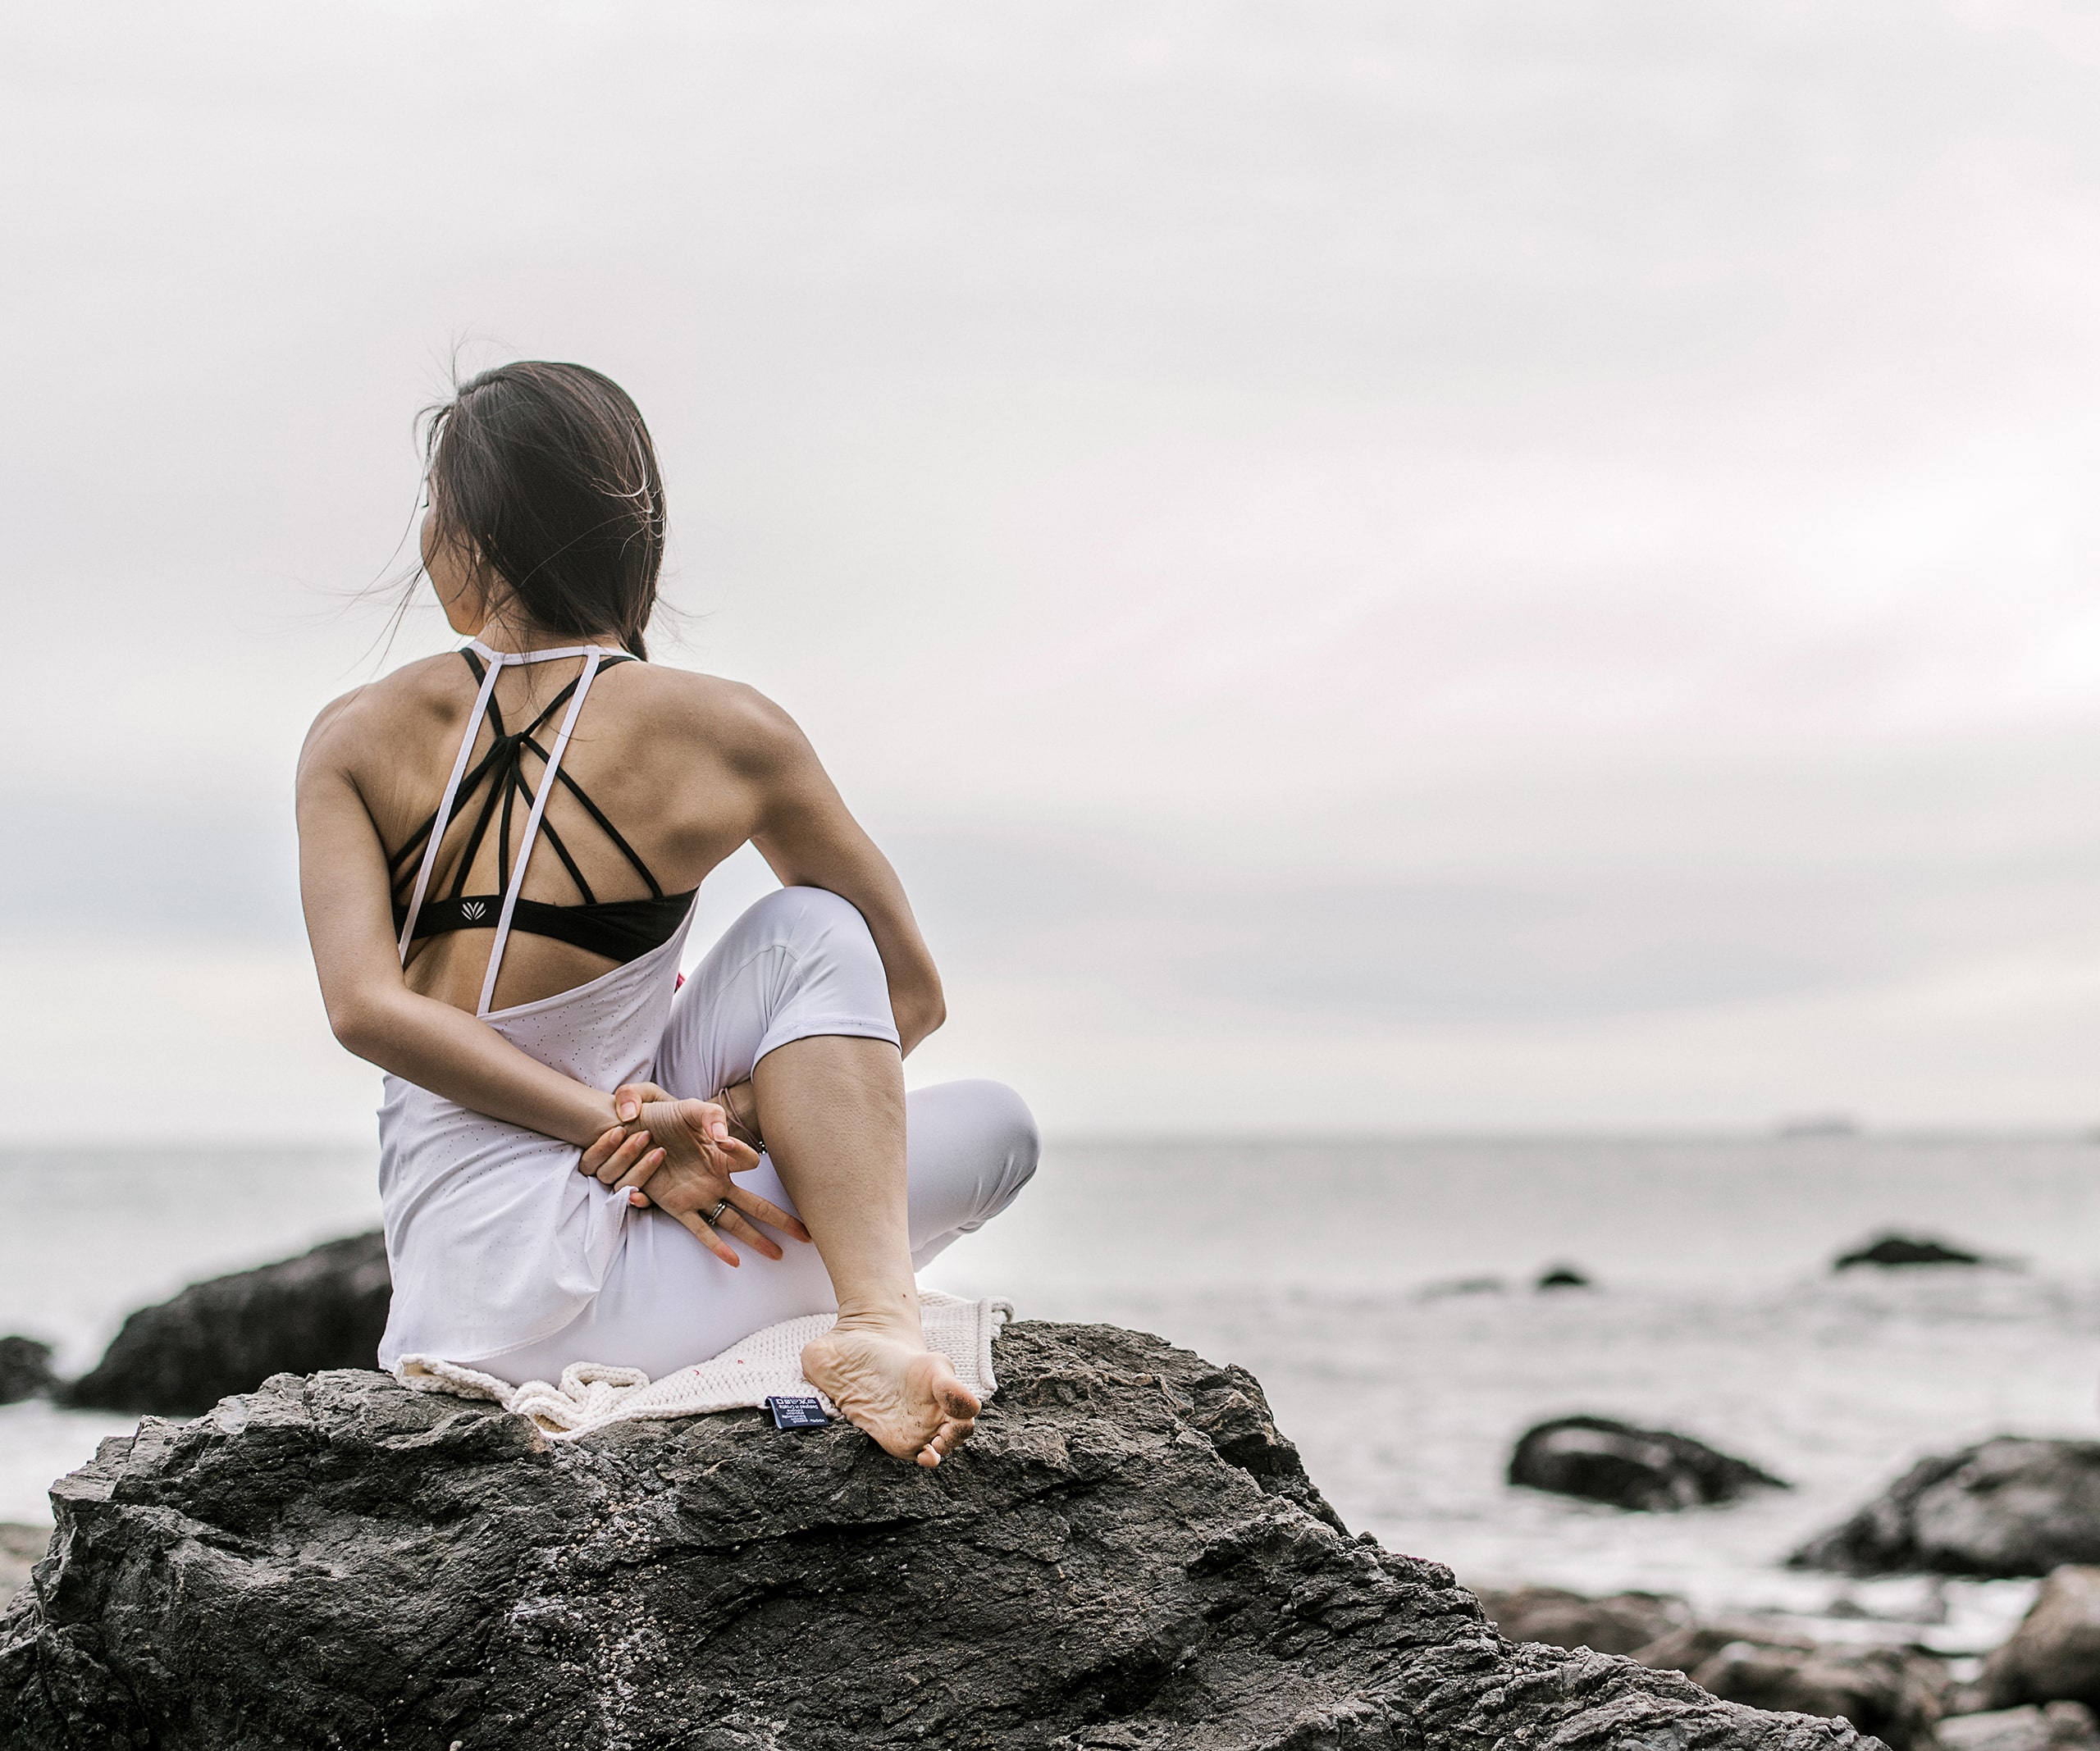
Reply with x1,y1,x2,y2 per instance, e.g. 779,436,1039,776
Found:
0,1336,54,1403
1536,1264,1593,1289
1937,1702,2100,1750
63,1231,390,1414
0,1324,1878,1749
1978,1567,2100,1711
1834,1237,1985,1270
1657,1640,1947,1751
1509,1415,1791,1511
1792,1441,2100,1578
1474,1584,1691,1655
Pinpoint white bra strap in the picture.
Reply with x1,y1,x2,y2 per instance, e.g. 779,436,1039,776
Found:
396,654,505,964
476,649,606,1017
468,639,613,664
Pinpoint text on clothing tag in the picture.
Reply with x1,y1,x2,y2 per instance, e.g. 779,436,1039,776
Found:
767,1395,829,1430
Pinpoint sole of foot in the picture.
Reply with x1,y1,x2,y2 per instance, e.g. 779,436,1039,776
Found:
801,1326,980,1467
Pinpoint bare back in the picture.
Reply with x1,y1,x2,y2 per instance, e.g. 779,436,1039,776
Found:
317,650,769,1014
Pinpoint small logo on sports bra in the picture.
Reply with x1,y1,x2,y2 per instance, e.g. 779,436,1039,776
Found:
460,900,487,920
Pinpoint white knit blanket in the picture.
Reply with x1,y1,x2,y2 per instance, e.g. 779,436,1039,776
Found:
392,1290,1011,1442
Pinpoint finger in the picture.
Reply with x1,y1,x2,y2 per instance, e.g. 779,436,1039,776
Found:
611,1081,671,1124
594,1129,655,1187
729,1192,810,1245
614,1147,666,1194
592,1128,651,1185
717,1138,766,1174
674,1206,740,1266
579,1122,628,1177
713,1205,785,1262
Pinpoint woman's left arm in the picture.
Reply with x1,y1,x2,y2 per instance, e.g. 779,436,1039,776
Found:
727,691,947,1056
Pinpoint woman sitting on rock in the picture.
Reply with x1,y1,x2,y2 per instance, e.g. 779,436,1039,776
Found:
296,361,1039,1467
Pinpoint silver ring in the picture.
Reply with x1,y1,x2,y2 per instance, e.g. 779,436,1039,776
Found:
705,1198,732,1229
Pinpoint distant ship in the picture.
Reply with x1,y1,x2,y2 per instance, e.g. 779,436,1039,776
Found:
1774,1113,1860,1138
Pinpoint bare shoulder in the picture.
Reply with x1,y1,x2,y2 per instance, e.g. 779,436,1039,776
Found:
298,654,465,782
618,662,810,771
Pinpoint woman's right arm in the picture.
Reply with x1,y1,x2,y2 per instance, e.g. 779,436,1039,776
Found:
295,693,628,1150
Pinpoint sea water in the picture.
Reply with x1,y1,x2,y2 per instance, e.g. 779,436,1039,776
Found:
5,1133,2097,1651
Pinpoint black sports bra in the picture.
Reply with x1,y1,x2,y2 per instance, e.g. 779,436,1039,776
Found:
388,646,696,972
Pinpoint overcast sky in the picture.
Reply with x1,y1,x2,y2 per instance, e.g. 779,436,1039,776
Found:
4,0,2098,1139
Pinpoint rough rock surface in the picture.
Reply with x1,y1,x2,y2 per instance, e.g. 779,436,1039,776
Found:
1937,1702,2100,1750
1792,1442,2100,1578
0,1336,56,1404
2,1322,1880,1749
63,1231,390,1415
1834,1238,1985,1270
1978,1567,2100,1711
1509,1415,1791,1512
1474,1585,1691,1655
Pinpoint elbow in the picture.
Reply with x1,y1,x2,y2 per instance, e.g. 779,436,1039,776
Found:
326,992,392,1063
898,984,947,1051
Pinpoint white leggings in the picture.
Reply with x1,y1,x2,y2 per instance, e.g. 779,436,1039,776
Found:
469,887,1040,1385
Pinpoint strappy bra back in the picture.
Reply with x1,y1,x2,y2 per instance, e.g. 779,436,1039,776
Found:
389,641,696,1016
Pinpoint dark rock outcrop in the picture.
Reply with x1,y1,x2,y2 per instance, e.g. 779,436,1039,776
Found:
1537,1265,1593,1289
1792,1441,2100,1578
63,1230,390,1414
1977,1566,2100,1712
1,1322,1879,1749
1835,1238,1985,1271
1475,1584,1691,1655
0,1335,55,1403
1510,1415,1792,1512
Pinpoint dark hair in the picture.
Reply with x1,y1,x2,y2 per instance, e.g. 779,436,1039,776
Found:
422,361,665,659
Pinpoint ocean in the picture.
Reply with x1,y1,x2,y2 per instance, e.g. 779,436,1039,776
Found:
6,1132,2098,1656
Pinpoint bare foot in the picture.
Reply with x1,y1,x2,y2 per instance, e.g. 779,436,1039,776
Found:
801,1322,980,1468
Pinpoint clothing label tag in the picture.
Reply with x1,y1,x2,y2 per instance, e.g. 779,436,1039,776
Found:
767,1395,829,1430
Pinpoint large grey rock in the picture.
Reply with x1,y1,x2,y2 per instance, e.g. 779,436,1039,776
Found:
1978,1567,2100,1711
63,1230,390,1415
1509,1415,1790,1512
1,1322,1880,1749
1793,1442,2100,1578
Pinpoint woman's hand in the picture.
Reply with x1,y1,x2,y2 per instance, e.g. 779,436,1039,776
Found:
578,1082,810,1266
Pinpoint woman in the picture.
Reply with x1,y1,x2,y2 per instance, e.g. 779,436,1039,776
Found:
297,361,1038,1468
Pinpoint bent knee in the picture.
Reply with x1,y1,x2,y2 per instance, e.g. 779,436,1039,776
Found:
746,885,882,963
949,1078,1041,1203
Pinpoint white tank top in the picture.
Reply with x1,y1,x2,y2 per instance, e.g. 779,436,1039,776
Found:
374,642,696,1368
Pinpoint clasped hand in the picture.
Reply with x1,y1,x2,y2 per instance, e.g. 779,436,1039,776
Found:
577,1082,810,1267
